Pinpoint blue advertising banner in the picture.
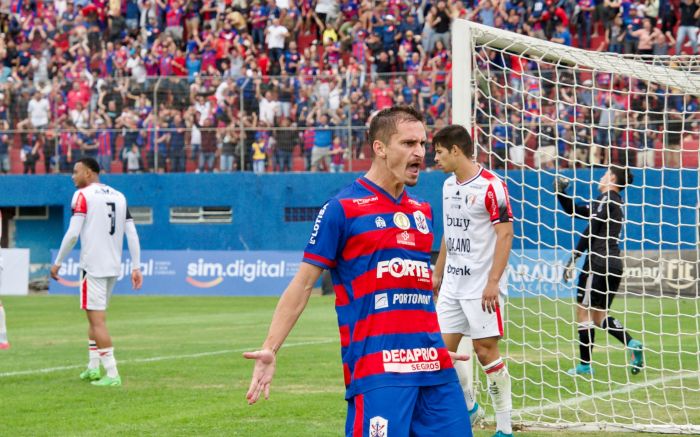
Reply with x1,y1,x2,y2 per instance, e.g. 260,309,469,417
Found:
49,249,576,298
49,250,303,296
506,249,577,299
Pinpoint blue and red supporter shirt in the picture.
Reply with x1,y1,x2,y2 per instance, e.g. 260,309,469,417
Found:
303,177,458,399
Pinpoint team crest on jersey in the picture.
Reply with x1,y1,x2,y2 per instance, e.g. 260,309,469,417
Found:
466,194,476,208
413,211,429,234
369,416,388,437
375,217,387,229
393,212,410,230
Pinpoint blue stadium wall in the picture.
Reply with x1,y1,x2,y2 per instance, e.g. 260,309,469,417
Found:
0,168,697,273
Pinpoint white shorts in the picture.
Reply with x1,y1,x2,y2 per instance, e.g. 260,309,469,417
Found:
436,295,505,339
80,270,117,311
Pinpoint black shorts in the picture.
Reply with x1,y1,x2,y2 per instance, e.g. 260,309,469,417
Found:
576,257,623,310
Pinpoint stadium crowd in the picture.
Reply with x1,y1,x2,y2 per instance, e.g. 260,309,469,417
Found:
0,0,698,174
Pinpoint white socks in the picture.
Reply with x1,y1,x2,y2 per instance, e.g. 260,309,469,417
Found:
454,359,476,410
88,340,100,369
483,357,513,434
0,303,7,344
98,347,119,378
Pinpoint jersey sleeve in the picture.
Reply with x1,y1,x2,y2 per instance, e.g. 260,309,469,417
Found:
484,180,514,224
302,199,345,269
71,191,87,216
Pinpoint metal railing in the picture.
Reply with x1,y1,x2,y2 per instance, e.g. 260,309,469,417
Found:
0,72,452,173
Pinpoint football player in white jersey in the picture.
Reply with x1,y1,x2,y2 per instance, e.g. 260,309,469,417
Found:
0,209,9,350
432,125,515,437
50,157,142,387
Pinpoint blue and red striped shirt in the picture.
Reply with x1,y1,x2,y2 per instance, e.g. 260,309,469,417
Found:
303,177,457,399
97,130,111,157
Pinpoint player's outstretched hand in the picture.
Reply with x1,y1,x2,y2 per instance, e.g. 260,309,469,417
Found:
563,256,578,282
553,176,570,194
243,349,276,405
448,351,470,363
131,269,143,290
49,264,60,281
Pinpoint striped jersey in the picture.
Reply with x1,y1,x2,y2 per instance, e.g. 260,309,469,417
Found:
440,167,514,300
303,177,457,399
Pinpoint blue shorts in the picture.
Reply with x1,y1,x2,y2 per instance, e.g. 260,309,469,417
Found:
345,382,471,437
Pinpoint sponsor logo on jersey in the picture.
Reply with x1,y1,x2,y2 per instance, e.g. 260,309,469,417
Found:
309,203,329,245
396,231,415,246
408,199,422,207
375,216,387,229
446,237,471,254
447,263,471,276
413,211,429,234
375,292,389,309
382,347,441,373
369,416,388,437
446,215,470,231
352,196,378,205
487,191,498,216
393,212,411,230
376,258,430,281
393,293,431,305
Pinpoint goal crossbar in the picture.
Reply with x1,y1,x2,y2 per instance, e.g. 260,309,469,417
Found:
454,19,700,96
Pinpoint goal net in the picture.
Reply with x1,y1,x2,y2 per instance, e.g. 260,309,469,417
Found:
451,19,700,433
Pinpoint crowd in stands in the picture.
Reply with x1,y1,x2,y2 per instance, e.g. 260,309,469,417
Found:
0,0,698,174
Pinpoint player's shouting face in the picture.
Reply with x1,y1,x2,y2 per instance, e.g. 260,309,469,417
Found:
376,120,427,187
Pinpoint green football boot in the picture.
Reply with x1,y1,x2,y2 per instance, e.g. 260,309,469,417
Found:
91,375,122,387
79,368,101,382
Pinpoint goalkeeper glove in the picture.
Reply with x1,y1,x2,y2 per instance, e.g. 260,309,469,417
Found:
563,255,579,282
554,176,570,194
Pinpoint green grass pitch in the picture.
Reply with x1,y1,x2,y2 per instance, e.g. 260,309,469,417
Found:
0,295,696,436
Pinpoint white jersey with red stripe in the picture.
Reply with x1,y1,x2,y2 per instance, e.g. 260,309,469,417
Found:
439,167,513,300
71,183,130,278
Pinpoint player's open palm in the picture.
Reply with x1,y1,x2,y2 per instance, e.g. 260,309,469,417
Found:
243,349,276,404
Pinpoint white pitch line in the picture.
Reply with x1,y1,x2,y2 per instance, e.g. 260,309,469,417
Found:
513,371,699,416
0,339,337,378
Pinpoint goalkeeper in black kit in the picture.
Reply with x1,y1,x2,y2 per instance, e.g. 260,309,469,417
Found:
554,166,643,376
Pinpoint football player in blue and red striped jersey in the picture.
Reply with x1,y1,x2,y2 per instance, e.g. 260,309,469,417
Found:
245,106,472,436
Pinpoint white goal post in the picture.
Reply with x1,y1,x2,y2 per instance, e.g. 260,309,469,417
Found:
451,19,700,434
